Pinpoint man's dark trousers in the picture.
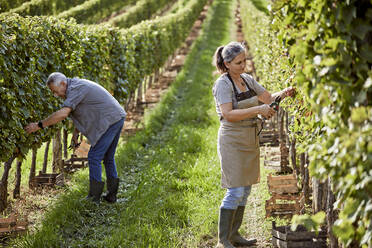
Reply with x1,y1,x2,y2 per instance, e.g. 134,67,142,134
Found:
88,118,125,182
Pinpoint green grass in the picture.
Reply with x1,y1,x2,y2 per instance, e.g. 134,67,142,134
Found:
10,0,235,247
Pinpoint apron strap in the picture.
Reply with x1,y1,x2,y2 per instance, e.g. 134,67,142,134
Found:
241,76,257,96
226,73,257,101
220,74,258,121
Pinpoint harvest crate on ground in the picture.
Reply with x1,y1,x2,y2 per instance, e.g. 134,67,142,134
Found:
0,215,28,239
31,171,64,187
63,155,88,173
272,221,327,248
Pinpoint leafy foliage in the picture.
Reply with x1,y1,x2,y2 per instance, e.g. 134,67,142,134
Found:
56,0,137,24
242,0,372,246
0,0,30,13
0,0,207,163
2,0,87,16
106,0,173,28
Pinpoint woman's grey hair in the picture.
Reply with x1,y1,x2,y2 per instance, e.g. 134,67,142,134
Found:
214,41,246,73
46,72,67,87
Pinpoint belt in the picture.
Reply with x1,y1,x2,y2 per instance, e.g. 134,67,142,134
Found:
220,117,258,127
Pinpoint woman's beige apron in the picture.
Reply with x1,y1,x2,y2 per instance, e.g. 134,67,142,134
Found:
217,82,260,188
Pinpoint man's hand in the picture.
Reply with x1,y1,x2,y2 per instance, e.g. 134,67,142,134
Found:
25,122,40,134
69,128,80,150
24,107,72,135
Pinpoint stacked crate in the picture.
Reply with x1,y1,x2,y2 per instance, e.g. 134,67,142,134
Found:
265,173,304,218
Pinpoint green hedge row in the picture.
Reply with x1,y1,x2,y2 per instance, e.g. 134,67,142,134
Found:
3,0,87,17
106,0,173,28
241,0,372,246
56,0,136,24
0,0,207,162
0,0,30,13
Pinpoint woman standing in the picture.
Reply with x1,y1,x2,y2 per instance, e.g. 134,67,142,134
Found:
212,42,295,248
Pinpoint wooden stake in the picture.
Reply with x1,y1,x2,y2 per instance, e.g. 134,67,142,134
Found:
42,140,50,173
13,159,22,199
63,128,68,159
52,129,62,173
29,147,37,188
0,154,17,211
327,178,339,248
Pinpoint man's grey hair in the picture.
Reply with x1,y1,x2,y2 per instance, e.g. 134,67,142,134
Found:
221,42,246,62
46,72,67,87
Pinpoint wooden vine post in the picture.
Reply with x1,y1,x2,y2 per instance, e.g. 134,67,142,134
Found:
29,147,37,188
300,153,311,205
13,159,23,199
312,177,328,213
42,140,50,173
290,138,299,176
0,155,17,212
136,80,143,107
52,129,63,173
148,74,153,89
327,177,339,248
63,129,68,159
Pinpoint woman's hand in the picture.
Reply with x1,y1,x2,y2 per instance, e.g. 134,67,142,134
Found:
282,87,296,98
259,104,276,119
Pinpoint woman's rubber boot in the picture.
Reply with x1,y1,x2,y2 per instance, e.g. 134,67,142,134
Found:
216,208,236,248
230,206,257,246
103,177,119,203
86,179,104,204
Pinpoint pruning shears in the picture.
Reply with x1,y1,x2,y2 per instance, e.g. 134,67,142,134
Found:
257,96,282,136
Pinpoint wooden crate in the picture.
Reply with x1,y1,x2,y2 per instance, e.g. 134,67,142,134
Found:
32,171,63,187
272,221,327,248
63,155,88,173
0,215,28,238
265,193,305,218
267,174,299,194
259,130,279,146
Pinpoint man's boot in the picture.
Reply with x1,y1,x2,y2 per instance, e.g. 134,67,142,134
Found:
216,208,236,248
87,179,104,204
103,177,119,203
230,206,257,246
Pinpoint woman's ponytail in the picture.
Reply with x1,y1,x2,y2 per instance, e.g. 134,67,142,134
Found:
213,46,228,73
